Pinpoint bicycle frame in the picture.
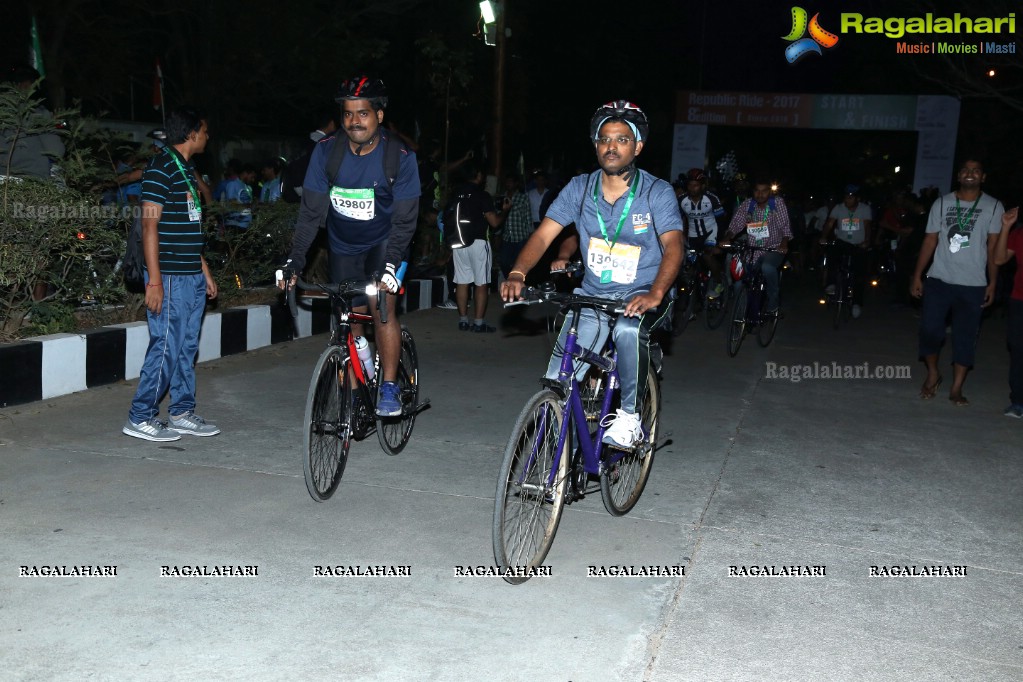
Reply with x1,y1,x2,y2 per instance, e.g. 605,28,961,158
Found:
534,308,633,490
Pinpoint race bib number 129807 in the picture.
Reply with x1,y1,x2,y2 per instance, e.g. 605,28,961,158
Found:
330,187,375,221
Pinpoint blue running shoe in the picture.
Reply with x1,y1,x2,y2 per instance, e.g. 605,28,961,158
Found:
376,381,402,417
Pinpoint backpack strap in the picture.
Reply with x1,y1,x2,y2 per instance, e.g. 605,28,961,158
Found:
324,135,348,187
382,131,404,190
325,131,405,191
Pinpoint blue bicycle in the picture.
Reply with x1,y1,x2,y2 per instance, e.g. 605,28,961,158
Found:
492,282,662,584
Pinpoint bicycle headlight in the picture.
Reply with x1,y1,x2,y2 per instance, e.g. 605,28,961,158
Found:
365,283,378,296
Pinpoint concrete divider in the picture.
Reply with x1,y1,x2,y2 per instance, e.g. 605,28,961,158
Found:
0,277,448,408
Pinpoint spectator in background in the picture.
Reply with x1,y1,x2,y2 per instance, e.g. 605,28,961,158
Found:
498,173,531,278
216,158,253,230
260,158,282,203
281,108,338,204
527,170,548,228
449,162,506,332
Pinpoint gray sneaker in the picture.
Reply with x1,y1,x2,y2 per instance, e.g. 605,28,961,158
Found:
123,418,181,442
168,412,221,436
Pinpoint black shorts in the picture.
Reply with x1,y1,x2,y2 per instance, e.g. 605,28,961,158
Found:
329,241,387,307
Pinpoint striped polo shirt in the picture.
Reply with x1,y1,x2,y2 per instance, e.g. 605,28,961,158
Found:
140,148,204,275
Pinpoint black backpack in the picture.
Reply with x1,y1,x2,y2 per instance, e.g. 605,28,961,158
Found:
322,130,405,194
122,215,144,287
442,187,488,249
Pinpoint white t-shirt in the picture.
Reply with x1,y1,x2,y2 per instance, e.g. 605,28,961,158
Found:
528,187,547,224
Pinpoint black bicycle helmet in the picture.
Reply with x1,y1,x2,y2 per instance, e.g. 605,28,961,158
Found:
589,100,649,143
686,168,706,182
335,76,388,110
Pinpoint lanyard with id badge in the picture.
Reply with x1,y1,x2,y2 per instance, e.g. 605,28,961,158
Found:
841,209,860,234
587,174,640,284
949,195,979,253
168,150,201,222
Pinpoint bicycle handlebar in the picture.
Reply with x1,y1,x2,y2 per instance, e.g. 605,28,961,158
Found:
278,270,383,322
505,286,626,315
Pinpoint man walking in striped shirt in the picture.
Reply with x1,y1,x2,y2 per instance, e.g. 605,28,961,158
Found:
123,107,220,442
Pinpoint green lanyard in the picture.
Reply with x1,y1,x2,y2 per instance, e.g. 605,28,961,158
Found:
748,200,769,224
591,172,638,251
954,195,979,232
166,149,200,214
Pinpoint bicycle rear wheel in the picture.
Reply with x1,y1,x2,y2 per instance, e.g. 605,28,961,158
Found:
600,367,658,516
303,345,354,501
705,280,731,330
757,308,779,347
377,327,420,455
493,389,569,584
726,287,748,357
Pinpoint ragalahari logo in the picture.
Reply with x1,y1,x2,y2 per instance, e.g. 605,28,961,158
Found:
783,7,839,63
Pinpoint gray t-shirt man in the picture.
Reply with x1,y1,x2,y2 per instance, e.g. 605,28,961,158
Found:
828,202,872,245
925,191,1004,287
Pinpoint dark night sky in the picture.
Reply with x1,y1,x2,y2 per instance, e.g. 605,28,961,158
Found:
2,0,1020,199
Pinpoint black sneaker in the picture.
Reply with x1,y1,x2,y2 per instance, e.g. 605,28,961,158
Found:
471,323,497,333
458,321,470,331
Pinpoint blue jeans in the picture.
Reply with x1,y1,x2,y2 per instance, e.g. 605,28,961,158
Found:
545,291,670,413
729,250,785,311
128,272,207,423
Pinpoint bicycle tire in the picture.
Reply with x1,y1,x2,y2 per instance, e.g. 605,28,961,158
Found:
726,287,748,357
492,389,569,584
671,283,694,336
757,305,779,347
599,367,658,516
705,281,731,330
832,270,845,330
303,345,354,502
376,327,419,455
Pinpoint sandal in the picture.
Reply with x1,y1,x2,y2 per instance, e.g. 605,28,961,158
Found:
919,375,942,400
949,393,969,406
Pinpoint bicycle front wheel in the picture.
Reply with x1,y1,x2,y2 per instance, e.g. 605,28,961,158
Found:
377,327,420,455
493,389,569,584
832,271,845,330
726,287,748,357
600,367,658,516
671,284,694,336
303,345,354,501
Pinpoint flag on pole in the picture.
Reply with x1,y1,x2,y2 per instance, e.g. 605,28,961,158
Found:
152,59,164,111
30,17,45,78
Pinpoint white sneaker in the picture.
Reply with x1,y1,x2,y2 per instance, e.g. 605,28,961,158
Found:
123,418,181,442
601,409,644,449
437,300,458,310
824,284,836,296
169,412,221,436
852,304,862,319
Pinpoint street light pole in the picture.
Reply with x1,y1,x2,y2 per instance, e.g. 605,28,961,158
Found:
490,0,506,184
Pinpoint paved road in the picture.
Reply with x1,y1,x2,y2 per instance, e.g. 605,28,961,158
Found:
1,280,1021,681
